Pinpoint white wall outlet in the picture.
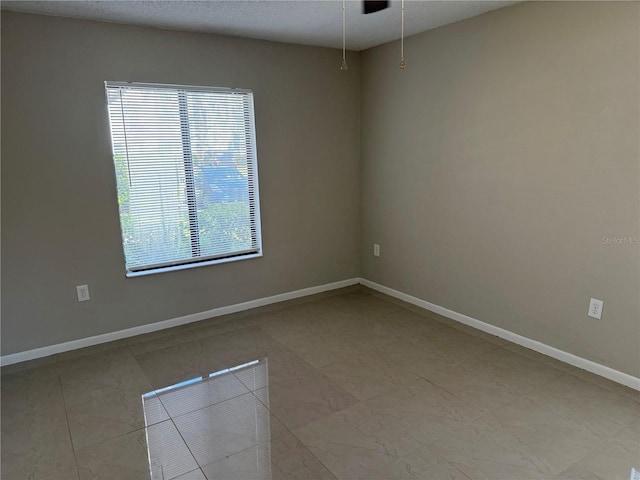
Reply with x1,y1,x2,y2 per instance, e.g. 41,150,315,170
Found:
373,243,380,257
587,298,603,319
76,284,90,302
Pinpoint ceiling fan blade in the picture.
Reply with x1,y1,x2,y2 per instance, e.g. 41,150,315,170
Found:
363,0,389,14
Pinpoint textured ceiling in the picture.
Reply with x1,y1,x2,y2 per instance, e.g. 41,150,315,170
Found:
1,1,518,51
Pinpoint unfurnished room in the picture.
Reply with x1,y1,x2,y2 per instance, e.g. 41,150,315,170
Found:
1,1,639,479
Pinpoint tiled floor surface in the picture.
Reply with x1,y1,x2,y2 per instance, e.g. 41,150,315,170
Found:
2,286,639,479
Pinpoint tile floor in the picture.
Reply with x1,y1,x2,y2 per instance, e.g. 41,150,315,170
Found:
1,286,639,479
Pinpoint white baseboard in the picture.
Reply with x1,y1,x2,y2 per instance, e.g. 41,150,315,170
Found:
0,278,360,367
5,275,639,393
360,278,640,392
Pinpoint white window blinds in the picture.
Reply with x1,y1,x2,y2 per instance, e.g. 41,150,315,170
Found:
105,82,262,276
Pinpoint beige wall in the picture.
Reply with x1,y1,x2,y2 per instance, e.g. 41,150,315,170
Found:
1,12,361,355
361,2,640,376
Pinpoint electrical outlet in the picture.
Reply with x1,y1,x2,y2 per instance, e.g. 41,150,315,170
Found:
76,284,90,302
587,298,603,319
373,244,380,257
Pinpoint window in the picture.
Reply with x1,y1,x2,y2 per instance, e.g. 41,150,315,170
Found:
105,82,262,276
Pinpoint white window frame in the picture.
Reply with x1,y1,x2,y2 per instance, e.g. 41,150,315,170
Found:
105,81,263,277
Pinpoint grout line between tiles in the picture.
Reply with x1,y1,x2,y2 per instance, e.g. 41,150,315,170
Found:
287,428,342,480
57,373,82,480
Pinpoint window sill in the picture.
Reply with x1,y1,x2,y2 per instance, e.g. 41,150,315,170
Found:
125,252,263,278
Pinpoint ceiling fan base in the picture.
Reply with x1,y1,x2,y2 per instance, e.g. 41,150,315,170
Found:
363,0,390,15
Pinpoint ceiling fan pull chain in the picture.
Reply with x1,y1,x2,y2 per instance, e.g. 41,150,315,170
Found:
341,0,348,70
400,0,406,69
